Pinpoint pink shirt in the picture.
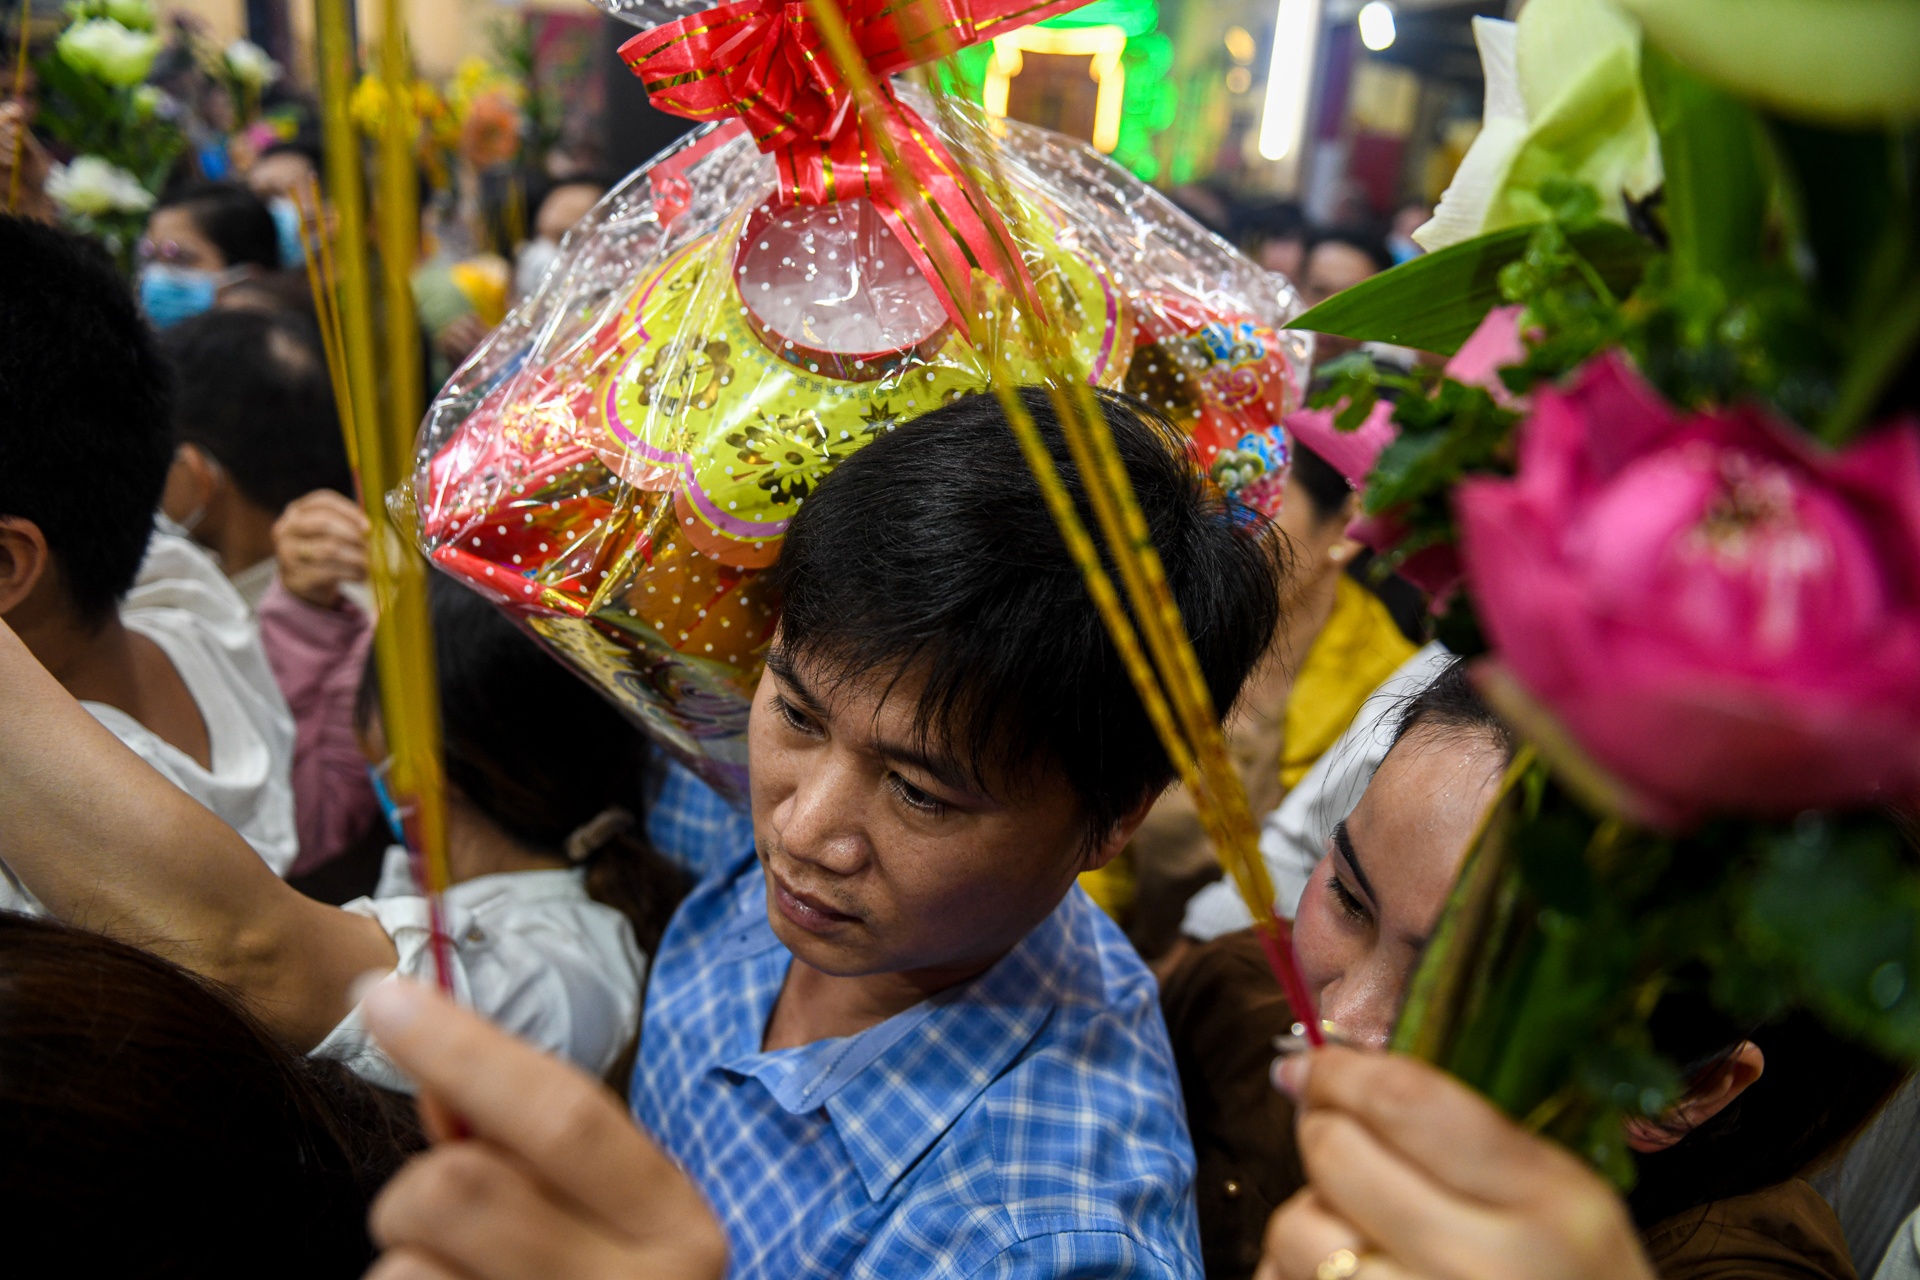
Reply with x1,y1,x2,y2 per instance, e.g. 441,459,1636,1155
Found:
256,580,377,876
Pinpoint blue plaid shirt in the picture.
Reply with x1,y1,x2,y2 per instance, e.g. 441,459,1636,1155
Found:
638,764,1202,1279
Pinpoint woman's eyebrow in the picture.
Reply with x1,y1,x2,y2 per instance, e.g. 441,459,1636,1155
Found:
1331,820,1379,905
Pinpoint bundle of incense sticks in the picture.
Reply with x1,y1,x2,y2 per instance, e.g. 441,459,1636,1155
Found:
308,0,457,995
799,0,1324,1044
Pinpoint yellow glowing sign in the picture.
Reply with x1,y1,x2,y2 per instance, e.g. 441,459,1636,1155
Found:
982,24,1128,154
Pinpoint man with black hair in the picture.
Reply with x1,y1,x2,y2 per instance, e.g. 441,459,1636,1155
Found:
0,216,297,879
369,387,1282,1278
158,309,354,605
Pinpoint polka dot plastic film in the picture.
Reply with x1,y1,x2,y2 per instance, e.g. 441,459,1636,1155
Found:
411,91,1311,799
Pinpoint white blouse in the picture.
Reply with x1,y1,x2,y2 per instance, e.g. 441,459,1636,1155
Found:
312,845,647,1091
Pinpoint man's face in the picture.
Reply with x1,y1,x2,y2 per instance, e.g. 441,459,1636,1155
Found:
747,645,1102,982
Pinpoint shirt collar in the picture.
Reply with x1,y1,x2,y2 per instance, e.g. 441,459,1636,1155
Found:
721,885,1105,1203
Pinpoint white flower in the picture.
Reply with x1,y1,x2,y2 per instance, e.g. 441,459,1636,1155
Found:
224,39,282,90
46,156,155,216
1414,0,1661,253
63,0,155,32
103,0,155,31
56,18,160,87
1616,0,1920,126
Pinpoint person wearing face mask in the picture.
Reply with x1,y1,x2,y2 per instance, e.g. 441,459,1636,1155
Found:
1160,659,1903,1280
245,140,327,270
137,181,282,328
157,308,353,607
512,175,609,301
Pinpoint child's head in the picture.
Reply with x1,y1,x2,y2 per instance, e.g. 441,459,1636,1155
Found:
158,309,351,541
0,216,173,632
752,387,1284,979
358,574,684,953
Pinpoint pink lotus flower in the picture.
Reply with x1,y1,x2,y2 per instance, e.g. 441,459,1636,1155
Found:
1445,304,1527,401
1348,508,1464,601
1458,352,1920,825
1322,307,1528,602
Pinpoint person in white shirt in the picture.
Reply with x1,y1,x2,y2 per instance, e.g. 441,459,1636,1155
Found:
0,219,296,895
0,220,672,1082
0,571,679,1086
96,524,300,872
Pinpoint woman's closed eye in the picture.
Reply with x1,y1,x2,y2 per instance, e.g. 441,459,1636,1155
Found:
1328,871,1373,927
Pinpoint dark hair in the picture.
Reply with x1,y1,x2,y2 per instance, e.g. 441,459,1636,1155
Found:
0,216,173,621
1629,992,1907,1228
1290,442,1354,524
358,574,686,959
1308,225,1393,276
1392,656,1514,759
159,309,352,512
768,386,1286,845
1240,199,1307,249
0,912,420,1275
154,181,280,271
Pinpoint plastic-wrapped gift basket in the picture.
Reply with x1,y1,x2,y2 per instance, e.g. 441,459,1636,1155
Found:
411,0,1312,799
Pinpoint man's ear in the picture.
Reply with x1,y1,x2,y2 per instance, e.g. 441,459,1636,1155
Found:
0,518,52,617
160,444,222,530
1625,1041,1766,1153
1080,787,1163,874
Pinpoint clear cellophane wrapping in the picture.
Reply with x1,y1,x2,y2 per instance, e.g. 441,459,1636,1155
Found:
412,89,1310,799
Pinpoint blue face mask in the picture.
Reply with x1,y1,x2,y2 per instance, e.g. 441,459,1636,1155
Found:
270,196,307,269
139,263,220,328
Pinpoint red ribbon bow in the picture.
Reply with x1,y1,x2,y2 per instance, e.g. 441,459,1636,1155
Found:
620,0,1084,337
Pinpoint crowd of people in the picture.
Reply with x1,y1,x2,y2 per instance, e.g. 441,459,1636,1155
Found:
0,86,1917,1280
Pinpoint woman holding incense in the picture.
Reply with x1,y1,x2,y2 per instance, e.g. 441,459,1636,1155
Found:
0,569,682,1089
1161,659,1899,1280
1101,402,1438,957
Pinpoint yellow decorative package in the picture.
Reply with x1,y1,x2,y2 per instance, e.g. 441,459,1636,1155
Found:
413,36,1309,798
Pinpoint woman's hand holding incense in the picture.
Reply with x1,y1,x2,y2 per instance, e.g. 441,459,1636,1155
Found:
365,978,728,1280
1256,1046,1658,1280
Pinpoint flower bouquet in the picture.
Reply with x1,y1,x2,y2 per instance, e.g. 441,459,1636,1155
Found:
1287,0,1920,1182
32,0,182,267
409,0,1311,799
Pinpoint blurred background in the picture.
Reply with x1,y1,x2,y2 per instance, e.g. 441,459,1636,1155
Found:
4,0,1509,251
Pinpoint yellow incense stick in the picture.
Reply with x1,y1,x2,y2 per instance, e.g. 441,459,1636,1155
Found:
312,0,454,985
6,0,30,214
291,183,355,461
800,0,1315,1035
